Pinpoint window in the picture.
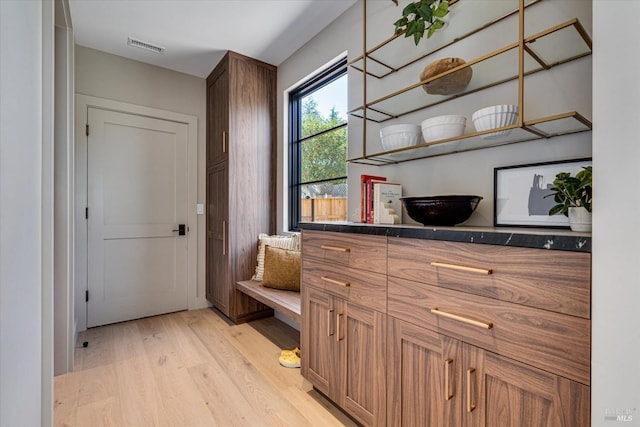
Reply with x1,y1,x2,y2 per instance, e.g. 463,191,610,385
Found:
289,58,348,230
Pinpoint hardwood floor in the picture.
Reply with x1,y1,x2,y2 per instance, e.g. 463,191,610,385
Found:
54,308,357,427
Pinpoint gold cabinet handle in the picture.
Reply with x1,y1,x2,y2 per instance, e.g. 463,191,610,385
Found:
431,262,492,275
445,359,454,401
320,244,351,253
222,220,227,256
431,308,494,330
467,368,476,412
336,313,344,342
321,276,350,287
327,309,334,337
222,131,227,153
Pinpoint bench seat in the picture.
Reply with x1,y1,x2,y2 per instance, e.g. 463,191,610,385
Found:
236,280,301,323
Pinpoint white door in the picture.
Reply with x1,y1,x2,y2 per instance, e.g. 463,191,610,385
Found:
87,107,188,327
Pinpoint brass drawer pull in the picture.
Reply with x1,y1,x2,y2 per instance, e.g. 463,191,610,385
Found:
222,220,227,256
321,276,350,287
320,244,351,253
222,131,227,153
336,313,344,342
431,308,494,329
327,309,334,337
445,359,453,401
467,368,476,412
431,262,492,275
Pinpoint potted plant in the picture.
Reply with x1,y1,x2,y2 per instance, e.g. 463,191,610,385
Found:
546,166,592,232
393,0,450,46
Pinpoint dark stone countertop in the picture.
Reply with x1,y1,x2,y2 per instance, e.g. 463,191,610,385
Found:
299,222,591,253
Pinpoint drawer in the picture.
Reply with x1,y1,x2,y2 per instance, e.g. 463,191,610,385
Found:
388,237,591,319
302,230,387,275
388,275,591,385
303,257,386,313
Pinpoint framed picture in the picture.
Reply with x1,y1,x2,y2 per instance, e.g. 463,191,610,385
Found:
494,158,592,228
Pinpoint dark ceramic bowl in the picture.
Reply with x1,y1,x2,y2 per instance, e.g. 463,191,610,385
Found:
400,195,483,226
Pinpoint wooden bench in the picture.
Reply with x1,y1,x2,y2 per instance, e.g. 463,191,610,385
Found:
236,280,301,323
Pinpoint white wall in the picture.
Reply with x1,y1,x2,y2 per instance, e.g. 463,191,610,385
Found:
74,46,208,331
277,0,592,229
0,1,54,425
592,1,640,425
54,0,75,376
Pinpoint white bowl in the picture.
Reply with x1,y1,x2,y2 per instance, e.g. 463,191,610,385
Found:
380,124,421,151
472,105,519,139
421,115,466,142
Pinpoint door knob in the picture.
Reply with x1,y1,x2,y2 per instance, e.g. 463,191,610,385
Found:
172,224,186,235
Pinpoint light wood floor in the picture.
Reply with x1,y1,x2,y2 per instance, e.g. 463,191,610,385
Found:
54,308,357,427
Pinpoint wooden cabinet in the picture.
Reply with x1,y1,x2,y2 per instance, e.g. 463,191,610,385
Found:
301,231,387,426
300,228,591,426
387,317,590,427
205,51,276,322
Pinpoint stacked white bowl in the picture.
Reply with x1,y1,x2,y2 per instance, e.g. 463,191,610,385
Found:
379,124,421,151
472,105,519,139
421,115,466,142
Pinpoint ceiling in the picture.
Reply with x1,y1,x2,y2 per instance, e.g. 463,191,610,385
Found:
69,0,357,78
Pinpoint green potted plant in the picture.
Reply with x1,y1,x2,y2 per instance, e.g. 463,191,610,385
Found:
393,0,450,46
546,166,592,232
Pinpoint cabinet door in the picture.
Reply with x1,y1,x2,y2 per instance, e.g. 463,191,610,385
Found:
302,285,336,398
464,346,590,427
206,162,230,314
207,66,229,166
341,302,386,427
387,317,462,427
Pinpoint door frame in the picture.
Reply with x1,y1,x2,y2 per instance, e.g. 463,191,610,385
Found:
74,94,203,335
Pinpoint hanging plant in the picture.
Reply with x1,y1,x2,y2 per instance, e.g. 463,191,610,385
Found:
393,0,450,46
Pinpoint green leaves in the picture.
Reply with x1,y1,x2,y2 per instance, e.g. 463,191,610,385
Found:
393,0,449,46
545,166,592,216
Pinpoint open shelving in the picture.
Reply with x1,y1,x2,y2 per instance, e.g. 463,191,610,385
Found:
348,0,593,165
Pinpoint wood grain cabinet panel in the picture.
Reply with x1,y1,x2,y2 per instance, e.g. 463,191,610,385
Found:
302,230,387,275
388,275,590,385
302,257,386,313
388,317,590,427
388,237,591,319
205,51,276,322
302,283,386,426
466,348,590,427
387,317,462,427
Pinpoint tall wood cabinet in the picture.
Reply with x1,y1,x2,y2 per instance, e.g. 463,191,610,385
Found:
206,51,276,322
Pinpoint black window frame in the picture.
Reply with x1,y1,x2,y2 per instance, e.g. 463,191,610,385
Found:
288,57,348,231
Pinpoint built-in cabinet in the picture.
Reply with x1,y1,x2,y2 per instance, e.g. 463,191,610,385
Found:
301,231,387,426
301,228,591,426
387,318,590,427
349,0,593,165
205,51,276,322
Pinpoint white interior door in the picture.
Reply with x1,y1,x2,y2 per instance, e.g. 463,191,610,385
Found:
87,107,188,327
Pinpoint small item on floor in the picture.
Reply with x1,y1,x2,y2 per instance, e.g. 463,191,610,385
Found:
279,347,301,368
83,341,88,348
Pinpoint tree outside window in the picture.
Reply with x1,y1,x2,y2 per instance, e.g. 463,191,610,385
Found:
289,59,347,230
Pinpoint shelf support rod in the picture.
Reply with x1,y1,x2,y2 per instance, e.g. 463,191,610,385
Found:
362,0,368,158
518,0,524,128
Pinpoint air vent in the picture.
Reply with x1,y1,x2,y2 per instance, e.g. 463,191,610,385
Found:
127,37,165,54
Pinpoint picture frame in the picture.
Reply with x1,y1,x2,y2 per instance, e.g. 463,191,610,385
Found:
494,158,592,228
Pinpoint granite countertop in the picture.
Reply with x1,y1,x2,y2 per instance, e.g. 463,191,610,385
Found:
299,222,591,253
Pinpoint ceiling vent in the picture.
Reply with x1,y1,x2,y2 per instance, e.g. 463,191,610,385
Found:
127,37,165,54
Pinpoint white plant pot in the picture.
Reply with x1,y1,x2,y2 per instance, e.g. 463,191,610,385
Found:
568,207,592,232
